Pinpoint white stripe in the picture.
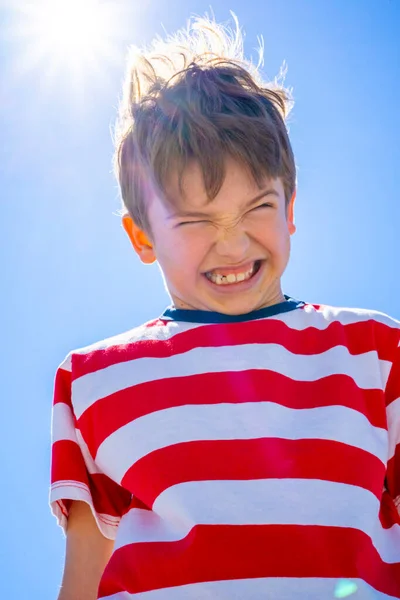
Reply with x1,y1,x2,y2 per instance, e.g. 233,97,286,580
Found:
57,354,72,371
101,577,399,599
51,403,101,475
75,428,102,475
300,304,400,331
113,479,400,564
71,320,203,355
387,396,400,461
51,402,76,443
72,344,391,418
96,402,388,482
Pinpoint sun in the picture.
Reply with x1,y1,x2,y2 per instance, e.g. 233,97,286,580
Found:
8,0,128,97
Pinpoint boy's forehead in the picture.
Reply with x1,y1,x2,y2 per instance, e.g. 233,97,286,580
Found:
161,160,281,213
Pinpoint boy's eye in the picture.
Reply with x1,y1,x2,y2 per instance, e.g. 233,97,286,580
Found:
251,202,273,211
177,220,208,227
176,204,273,226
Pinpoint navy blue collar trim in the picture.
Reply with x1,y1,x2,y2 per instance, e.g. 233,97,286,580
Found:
161,296,305,324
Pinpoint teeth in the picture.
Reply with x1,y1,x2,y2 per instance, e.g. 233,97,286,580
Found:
206,263,257,285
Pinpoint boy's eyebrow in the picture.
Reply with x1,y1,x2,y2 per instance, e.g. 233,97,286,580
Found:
167,188,279,220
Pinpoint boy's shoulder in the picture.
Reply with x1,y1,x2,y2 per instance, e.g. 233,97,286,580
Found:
58,315,180,372
300,300,400,330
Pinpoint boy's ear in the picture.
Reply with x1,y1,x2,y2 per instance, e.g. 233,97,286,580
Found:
122,215,156,264
287,190,296,235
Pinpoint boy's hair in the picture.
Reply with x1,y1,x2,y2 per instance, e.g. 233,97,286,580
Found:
114,15,296,234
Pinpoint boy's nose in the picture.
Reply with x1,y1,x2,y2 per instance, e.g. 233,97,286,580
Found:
215,226,251,261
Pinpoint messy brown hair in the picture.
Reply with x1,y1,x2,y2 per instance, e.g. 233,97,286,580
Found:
114,14,296,234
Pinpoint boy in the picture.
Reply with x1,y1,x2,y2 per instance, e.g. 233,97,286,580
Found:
50,15,400,600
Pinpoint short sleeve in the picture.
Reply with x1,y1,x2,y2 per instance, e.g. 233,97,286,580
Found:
385,335,400,518
49,354,132,539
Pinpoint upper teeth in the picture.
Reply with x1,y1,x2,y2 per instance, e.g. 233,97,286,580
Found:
206,264,256,285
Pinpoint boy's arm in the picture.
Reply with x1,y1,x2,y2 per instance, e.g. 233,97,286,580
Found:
57,500,114,600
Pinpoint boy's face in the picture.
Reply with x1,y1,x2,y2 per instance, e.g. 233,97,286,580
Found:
125,158,296,315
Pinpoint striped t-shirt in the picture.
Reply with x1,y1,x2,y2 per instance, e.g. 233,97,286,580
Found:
50,297,400,599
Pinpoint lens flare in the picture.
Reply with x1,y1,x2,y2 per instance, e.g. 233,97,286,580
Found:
334,579,358,598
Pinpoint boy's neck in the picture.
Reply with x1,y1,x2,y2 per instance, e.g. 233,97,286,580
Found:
162,295,305,324
170,287,286,314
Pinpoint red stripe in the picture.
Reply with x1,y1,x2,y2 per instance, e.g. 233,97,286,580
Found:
386,344,400,406
51,439,88,486
98,524,400,597
88,474,132,518
380,489,400,529
71,318,399,379
309,303,323,311
121,438,385,508
51,440,132,517
77,370,386,459
386,449,400,504
144,318,169,329
53,367,72,406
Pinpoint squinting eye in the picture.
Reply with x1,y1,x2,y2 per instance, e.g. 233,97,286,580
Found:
177,220,208,227
249,203,273,213
254,203,272,210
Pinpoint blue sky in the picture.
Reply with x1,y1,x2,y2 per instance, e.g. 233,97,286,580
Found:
1,0,399,597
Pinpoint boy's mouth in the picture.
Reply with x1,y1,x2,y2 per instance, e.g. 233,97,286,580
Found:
204,260,262,286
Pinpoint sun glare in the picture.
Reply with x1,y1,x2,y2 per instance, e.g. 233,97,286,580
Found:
34,0,110,56
9,0,129,97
